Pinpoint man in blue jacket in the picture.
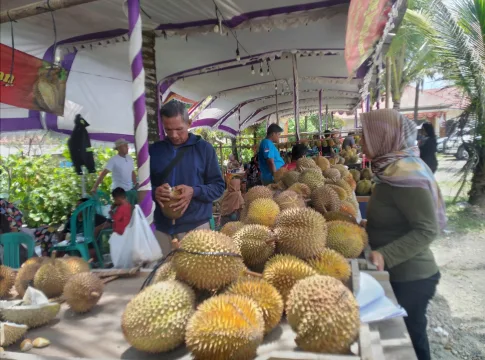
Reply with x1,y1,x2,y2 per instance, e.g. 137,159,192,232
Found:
150,100,225,255
258,123,285,185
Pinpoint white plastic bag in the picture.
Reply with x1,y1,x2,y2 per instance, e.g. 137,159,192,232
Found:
109,205,162,268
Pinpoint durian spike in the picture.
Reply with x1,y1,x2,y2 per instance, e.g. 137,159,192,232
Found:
244,269,263,278
265,238,276,245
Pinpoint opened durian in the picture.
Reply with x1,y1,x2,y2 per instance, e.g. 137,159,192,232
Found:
0,322,28,347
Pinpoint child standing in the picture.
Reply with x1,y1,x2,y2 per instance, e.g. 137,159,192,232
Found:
110,188,132,235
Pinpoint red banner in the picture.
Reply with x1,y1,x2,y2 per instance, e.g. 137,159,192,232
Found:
0,44,68,116
344,0,392,76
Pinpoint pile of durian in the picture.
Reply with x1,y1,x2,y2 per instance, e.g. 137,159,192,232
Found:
350,168,376,196
0,254,104,350
122,156,368,359
340,146,360,165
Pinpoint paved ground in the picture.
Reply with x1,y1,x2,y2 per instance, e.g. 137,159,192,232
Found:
428,155,485,360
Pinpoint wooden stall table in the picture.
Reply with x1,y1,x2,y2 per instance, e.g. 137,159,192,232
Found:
0,270,416,360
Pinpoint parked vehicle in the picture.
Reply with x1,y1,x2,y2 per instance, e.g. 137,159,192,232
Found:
436,137,448,153
443,127,482,160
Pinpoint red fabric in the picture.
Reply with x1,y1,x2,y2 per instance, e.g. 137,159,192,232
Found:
112,203,132,235
284,162,297,170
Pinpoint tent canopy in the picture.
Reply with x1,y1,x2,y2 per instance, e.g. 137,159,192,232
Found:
0,0,403,140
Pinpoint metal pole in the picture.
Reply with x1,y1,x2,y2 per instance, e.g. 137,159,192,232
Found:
291,54,300,142
354,109,358,128
0,0,100,24
318,90,323,136
325,104,329,130
275,89,280,126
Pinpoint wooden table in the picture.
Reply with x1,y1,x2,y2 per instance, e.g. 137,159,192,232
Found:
0,271,416,360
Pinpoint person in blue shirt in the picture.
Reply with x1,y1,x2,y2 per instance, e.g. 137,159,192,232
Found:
150,100,225,256
258,123,285,185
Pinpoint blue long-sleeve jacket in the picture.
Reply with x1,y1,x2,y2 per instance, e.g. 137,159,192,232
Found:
149,133,225,234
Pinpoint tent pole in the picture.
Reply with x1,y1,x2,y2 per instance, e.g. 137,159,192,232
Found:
325,104,329,130
318,90,323,136
127,0,153,225
354,109,358,128
291,54,300,142
275,89,280,126
0,0,100,24
142,30,161,143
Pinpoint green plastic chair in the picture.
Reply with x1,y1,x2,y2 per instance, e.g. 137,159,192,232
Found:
49,200,104,268
0,232,35,269
91,190,111,216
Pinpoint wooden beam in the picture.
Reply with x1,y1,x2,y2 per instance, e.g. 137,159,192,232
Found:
0,0,99,24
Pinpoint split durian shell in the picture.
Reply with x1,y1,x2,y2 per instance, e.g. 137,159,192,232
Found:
0,287,60,328
0,322,28,347
286,275,360,353
122,280,195,353
185,294,264,360
63,273,104,313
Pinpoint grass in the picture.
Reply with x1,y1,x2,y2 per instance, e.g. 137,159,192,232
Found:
443,196,485,233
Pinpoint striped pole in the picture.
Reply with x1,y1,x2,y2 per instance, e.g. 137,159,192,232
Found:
127,0,154,224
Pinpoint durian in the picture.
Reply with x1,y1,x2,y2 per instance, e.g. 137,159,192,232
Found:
0,322,28,347
63,273,104,313
244,186,273,205
281,171,300,188
246,198,280,227
0,266,15,298
349,169,361,182
274,208,327,259
185,294,264,360
173,230,244,290
20,257,48,268
296,157,319,172
340,200,358,218
308,249,352,282
220,221,244,237
311,185,341,214
33,254,69,298
161,187,184,221
298,169,325,191
286,275,360,353
263,254,317,304
273,167,288,183
323,168,341,182
287,183,311,199
361,168,373,180
326,221,365,258
122,280,195,353
0,287,60,328
332,164,349,178
334,179,354,198
356,179,373,196
152,261,177,283
233,225,276,267
15,263,42,298
323,211,358,224
226,279,283,334
343,173,357,191
274,190,306,210
61,256,90,277
326,184,347,201
314,156,330,171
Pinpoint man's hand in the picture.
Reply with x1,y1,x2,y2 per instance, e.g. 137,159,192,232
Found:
155,183,172,208
369,251,385,271
170,185,194,215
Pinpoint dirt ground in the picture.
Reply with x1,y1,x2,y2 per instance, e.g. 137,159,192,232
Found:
428,156,485,360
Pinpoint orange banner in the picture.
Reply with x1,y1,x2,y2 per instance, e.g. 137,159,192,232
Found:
344,0,392,76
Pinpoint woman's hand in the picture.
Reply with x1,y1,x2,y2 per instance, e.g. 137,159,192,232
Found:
369,251,385,271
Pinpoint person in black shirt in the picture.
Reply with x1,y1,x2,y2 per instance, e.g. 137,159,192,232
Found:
419,122,438,173
321,130,335,156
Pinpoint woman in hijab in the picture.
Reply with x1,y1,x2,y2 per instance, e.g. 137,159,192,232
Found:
226,154,241,172
361,109,445,360
219,178,245,226
419,122,438,173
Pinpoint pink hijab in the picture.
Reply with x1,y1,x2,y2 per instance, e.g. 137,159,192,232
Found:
361,109,447,230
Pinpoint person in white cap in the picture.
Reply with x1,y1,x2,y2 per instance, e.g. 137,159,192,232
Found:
91,138,138,193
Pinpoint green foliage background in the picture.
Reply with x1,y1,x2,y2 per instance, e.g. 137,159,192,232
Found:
0,145,134,228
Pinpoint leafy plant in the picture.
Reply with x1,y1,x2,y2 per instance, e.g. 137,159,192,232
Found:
0,144,133,228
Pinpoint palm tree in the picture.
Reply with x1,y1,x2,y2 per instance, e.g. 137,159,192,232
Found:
426,0,485,207
142,30,160,143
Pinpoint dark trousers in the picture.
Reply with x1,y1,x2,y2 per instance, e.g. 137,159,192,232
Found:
391,272,440,360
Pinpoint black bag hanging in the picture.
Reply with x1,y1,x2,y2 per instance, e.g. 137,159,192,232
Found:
67,114,96,175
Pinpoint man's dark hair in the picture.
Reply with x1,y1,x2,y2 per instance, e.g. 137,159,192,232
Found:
160,100,190,123
422,122,436,138
79,198,89,203
112,187,127,199
324,129,332,138
291,144,308,161
266,123,284,137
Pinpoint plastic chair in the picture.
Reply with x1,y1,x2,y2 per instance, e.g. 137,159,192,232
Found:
91,190,111,216
209,217,216,231
49,200,104,268
0,232,35,269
